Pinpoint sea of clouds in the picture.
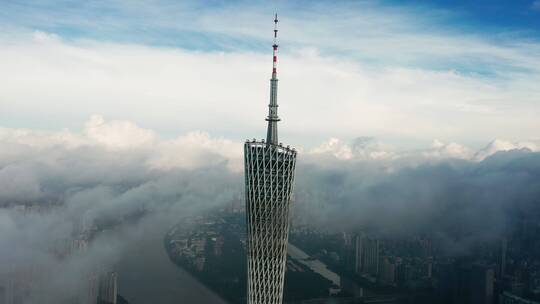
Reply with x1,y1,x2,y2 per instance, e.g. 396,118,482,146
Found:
0,116,539,302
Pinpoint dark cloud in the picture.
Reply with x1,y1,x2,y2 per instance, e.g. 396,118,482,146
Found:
293,150,540,255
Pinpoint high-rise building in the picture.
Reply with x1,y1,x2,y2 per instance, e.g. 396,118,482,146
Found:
244,14,297,304
470,263,494,304
98,272,117,304
0,275,15,304
501,238,508,277
81,271,98,304
363,237,380,277
354,234,364,274
378,256,397,285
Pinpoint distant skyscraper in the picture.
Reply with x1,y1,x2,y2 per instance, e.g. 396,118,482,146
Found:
500,238,508,277
244,14,297,304
378,256,397,285
98,272,117,304
354,234,364,274
470,264,494,304
0,275,15,304
362,237,380,277
82,271,98,304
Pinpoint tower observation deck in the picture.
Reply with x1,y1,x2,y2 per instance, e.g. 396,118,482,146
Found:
244,14,297,304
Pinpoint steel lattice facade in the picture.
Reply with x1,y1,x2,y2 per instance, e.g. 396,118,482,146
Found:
244,141,297,304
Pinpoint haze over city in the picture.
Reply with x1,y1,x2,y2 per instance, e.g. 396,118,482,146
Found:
1,1,540,304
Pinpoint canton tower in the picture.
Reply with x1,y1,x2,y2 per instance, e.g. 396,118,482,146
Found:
244,14,297,304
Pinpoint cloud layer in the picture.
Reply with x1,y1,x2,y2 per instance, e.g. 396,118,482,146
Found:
1,117,540,302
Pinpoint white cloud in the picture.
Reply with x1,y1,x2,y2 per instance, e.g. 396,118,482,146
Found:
9,1,540,75
309,137,396,161
1,33,539,148
474,138,540,160
305,136,540,163
0,116,244,172
84,115,157,150
2,115,539,171
422,139,473,159
148,131,241,171
310,138,354,160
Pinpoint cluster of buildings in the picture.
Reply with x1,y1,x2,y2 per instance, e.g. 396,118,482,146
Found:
290,218,540,304
166,211,343,303
166,216,228,273
60,217,121,304
0,266,43,304
83,271,119,304
340,233,434,289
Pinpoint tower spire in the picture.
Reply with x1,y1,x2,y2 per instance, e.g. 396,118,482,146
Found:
266,13,280,145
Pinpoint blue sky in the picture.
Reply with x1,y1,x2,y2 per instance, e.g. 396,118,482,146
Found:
0,0,539,152
2,1,539,50
393,0,540,32
0,1,538,73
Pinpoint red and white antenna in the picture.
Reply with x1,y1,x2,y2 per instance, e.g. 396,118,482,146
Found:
272,13,279,77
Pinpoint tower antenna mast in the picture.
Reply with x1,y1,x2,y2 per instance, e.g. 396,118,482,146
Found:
266,13,280,145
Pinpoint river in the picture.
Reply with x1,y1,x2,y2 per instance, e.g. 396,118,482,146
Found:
287,243,341,287
115,216,228,304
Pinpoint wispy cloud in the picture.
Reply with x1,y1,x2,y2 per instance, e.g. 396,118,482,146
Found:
1,1,540,147
1,30,539,147
2,1,540,74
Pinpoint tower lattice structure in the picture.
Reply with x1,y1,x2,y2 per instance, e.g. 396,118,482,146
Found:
244,14,297,304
